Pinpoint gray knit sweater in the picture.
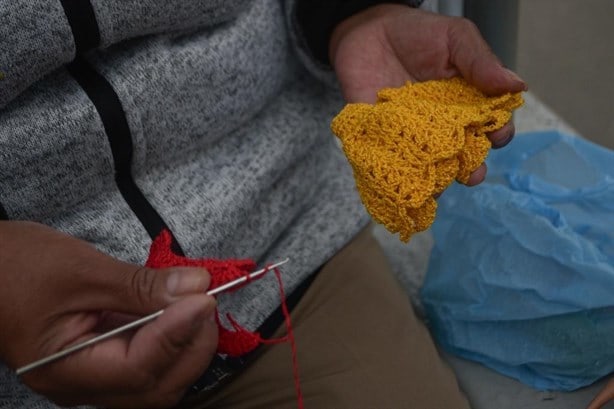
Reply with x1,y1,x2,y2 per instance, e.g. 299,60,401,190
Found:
0,0,377,407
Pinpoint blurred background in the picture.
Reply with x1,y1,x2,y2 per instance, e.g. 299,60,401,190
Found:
423,0,614,149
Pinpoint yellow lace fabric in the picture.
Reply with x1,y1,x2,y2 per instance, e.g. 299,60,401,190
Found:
331,77,524,241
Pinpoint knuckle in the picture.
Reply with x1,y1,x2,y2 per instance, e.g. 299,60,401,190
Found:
130,266,158,308
158,327,190,357
452,17,480,34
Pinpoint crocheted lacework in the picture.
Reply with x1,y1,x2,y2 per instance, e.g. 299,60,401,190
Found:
331,77,523,241
146,230,266,356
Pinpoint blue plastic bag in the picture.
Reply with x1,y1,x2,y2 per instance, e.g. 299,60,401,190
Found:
420,130,614,391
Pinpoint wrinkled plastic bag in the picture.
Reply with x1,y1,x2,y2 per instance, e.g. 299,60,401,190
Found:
420,130,614,391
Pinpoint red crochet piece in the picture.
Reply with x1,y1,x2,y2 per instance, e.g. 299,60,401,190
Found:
147,230,304,409
146,230,269,356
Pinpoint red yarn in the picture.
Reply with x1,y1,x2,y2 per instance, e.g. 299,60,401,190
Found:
266,266,304,408
147,230,257,291
146,230,304,409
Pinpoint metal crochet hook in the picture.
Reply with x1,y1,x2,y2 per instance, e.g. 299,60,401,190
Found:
16,258,290,376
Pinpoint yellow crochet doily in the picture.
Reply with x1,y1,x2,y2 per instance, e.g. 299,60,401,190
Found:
331,77,524,241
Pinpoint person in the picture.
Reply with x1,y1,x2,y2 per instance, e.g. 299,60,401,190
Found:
0,0,526,407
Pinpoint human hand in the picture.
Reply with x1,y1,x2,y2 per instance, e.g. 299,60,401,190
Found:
587,377,614,409
0,221,218,408
329,4,527,185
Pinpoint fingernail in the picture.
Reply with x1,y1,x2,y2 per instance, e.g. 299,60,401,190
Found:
494,134,514,149
504,68,528,90
167,268,206,296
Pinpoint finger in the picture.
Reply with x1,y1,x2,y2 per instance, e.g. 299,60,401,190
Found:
586,378,614,409
91,296,219,409
94,311,140,332
91,263,212,316
142,307,219,404
126,294,217,378
447,18,527,95
30,295,217,404
488,121,515,149
79,333,218,409
465,163,487,186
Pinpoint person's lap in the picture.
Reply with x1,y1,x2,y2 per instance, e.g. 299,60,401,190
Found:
183,226,469,408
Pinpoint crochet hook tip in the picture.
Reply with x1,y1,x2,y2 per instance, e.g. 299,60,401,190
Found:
15,257,290,376
206,258,290,295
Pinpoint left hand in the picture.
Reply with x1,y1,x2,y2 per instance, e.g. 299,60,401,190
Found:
0,221,218,408
329,4,527,186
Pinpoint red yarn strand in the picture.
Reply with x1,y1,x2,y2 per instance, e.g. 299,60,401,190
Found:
146,231,303,408
272,266,304,409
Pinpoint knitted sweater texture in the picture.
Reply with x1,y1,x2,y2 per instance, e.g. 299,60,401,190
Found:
0,0,382,406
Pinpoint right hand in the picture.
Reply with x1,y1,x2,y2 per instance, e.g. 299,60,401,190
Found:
330,5,527,186
0,221,218,408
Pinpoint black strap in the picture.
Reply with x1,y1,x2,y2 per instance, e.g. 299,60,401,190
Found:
187,265,321,395
67,56,184,255
59,0,101,55
0,202,8,220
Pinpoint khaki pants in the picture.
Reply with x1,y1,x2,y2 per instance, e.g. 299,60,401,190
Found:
187,227,469,409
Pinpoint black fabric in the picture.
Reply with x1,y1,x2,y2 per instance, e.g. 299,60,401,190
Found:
64,52,319,395
67,56,184,255
59,0,101,55
0,202,8,220
256,265,319,338
187,265,321,395
295,0,420,65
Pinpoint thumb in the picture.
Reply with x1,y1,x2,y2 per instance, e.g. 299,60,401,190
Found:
448,19,527,95
102,263,212,315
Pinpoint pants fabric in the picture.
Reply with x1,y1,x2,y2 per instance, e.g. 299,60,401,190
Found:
185,227,470,409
